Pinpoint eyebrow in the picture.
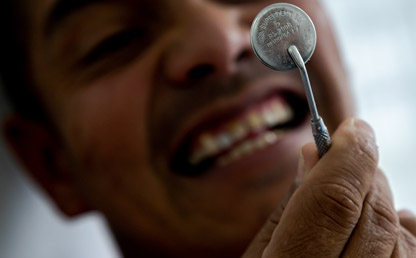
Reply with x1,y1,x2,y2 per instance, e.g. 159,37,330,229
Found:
44,0,105,36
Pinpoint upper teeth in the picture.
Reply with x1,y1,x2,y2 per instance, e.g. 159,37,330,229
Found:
189,97,293,165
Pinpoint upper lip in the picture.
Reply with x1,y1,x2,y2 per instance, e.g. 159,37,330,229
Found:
168,74,306,171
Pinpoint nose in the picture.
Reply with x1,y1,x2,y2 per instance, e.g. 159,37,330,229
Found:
163,2,253,84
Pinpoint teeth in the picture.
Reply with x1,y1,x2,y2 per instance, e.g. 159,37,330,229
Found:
189,97,295,166
217,131,283,167
271,100,292,124
254,134,268,149
190,132,234,165
229,122,248,141
189,134,217,165
217,133,233,150
200,134,218,155
247,112,265,132
240,141,255,156
264,131,278,144
263,108,277,126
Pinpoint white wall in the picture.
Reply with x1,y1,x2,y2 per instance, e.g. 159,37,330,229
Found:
1,1,416,257
322,0,416,212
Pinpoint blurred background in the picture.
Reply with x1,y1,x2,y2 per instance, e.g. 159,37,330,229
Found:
1,0,415,257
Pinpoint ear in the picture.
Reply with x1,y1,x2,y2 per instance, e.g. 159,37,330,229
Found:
3,114,91,217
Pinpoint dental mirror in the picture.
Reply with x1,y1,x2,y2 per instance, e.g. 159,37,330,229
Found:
251,3,331,157
250,3,316,71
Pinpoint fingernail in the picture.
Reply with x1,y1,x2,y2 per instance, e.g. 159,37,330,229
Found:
351,119,375,136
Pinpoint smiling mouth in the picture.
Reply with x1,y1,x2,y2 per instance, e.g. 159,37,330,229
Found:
170,91,308,176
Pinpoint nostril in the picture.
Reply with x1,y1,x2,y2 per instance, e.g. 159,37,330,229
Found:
187,64,215,81
236,49,252,63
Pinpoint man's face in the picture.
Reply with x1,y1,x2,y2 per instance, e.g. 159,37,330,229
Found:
23,0,352,256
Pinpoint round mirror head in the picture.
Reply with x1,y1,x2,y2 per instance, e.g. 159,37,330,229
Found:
250,3,317,71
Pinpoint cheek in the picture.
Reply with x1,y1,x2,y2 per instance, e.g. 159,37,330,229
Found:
60,63,155,194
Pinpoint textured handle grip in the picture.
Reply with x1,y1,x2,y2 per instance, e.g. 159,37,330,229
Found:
311,117,331,158
313,130,331,157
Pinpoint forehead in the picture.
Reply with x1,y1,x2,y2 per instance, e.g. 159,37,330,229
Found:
31,0,319,25
30,0,127,33
26,0,322,52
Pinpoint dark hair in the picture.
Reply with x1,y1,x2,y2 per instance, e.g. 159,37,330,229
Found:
1,1,46,120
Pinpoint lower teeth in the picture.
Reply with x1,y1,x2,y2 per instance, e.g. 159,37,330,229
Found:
217,130,283,167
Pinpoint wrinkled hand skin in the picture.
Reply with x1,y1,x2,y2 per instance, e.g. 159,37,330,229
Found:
242,119,416,258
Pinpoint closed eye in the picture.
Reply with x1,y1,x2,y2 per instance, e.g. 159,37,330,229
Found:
81,28,147,65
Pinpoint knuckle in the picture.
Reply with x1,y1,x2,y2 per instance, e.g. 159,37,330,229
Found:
310,181,362,233
392,227,416,257
327,129,379,198
366,195,399,240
